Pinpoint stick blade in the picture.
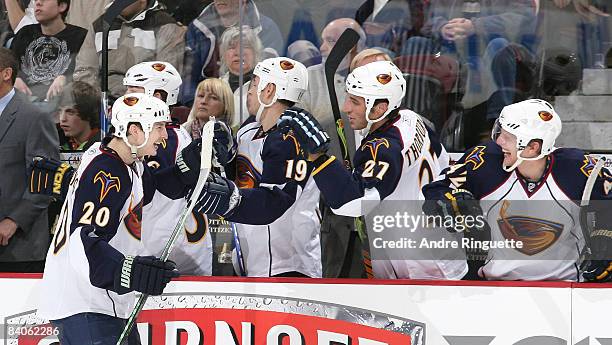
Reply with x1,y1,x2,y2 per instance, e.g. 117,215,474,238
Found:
324,28,360,77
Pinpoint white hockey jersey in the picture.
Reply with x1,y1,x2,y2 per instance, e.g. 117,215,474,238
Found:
312,109,466,280
229,118,322,277
141,126,212,276
424,142,612,281
39,142,146,320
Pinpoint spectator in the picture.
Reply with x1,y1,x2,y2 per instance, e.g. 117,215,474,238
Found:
64,0,112,32
299,18,365,160
218,26,262,126
219,26,262,92
73,0,185,100
182,78,235,138
0,48,59,272
57,80,100,151
4,0,35,33
356,0,425,55
182,0,284,106
287,40,321,68
10,0,87,103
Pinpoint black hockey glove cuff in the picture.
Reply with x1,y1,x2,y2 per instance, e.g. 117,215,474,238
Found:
29,156,74,202
278,107,330,155
175,138,202,186
583,229,612,282
114,255,179,295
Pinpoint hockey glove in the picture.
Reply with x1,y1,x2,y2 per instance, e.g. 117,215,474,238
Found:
278,107,330,155
28,156,74,202
583,229,612,282
212,121,236,168
114,255,179,295
194,172,241,217
422,189,485,233
175,138,202,186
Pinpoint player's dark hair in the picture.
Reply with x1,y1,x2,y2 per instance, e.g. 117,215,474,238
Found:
61,81,101,128
0,48,19,85
155,89,168,103
278,99,295,108
528,139,543,154
57,0,71,21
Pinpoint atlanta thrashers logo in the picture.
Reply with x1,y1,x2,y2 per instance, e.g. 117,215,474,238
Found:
93,171,121,202
124,198,143,240
497,200,563,255
236,155,261,189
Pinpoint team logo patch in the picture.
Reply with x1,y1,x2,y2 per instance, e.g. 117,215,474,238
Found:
123,96,139,106
361,138,390,160
280,60,295,70
497,201,563,255
465,145,486,170
152,62,166,71
283,131,301,155
538,111,553,121
376,73,392,85
236,155,261,189
93,171,121,202
124,198,143,240
580,156,600,178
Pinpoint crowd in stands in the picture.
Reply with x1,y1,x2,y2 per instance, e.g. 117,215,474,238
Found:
0,0,610,278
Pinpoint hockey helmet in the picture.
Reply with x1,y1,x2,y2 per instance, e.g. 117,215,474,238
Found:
345,60,405,136
252,57,308,121
123,61,182,105
112,93,170,153
492,99,562,171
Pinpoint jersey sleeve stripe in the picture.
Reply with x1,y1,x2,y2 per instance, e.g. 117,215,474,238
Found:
312,155,337,176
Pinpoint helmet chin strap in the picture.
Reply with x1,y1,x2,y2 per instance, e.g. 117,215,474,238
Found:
358,104,389,137
125,131,150,161
255,83,277,123
503,149,547,172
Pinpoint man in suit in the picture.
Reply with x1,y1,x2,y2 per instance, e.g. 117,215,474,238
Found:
0,48,59,272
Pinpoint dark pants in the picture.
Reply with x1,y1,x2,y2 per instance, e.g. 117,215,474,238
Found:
51,312,141,345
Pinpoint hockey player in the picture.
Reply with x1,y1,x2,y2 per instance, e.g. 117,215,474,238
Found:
123,61,221,276
37,94,199,344
422,99,612,281
193,57,323,278
272,60,461,279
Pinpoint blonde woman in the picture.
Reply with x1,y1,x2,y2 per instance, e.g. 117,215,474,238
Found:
183,78,236,138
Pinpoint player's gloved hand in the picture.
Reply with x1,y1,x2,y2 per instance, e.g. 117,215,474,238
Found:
28,156,74,202
277,107,330,155
212,121,236,168
114,255,179,295
175,138,202,185
194,172,241,217
422,188,484,233
583,229,612,282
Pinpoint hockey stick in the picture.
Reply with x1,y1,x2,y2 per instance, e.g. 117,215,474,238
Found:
116,119,215,345
217,166,246,276
579,156,606,258
100,0,137,138
324,28,373,278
